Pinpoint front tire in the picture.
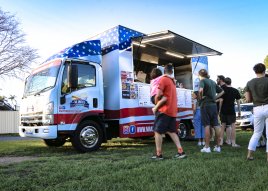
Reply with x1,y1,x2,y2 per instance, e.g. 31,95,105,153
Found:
43,138,66,147
71,120,103,152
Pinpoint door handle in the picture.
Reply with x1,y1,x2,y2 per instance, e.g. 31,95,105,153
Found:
93,98,98,108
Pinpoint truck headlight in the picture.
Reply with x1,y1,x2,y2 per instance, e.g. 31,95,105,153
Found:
43,102,54,125
45,102,54,114
43,114,54,125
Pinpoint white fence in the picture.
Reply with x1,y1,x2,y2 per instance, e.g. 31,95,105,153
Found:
0,111,19,134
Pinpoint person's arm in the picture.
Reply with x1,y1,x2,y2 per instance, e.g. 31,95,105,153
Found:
152,88,166,114
152,95,167,114
216,98,223,114
216,90,224,100
198,87,203,100
236,99,241,117
245,91,252,103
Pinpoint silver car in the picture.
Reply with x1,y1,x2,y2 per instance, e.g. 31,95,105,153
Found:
235,103,253,130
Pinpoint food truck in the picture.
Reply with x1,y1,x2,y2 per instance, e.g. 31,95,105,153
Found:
19,25,222,152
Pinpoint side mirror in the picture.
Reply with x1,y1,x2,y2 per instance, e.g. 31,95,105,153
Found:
67,64,78,89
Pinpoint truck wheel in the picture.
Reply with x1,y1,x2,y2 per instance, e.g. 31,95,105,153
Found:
43,138,66,147
71,120,103,152
178,122,187,140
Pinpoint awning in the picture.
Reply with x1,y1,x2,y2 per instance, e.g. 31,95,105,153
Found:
132,30,222,58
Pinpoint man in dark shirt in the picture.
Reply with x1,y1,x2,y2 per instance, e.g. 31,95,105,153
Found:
219,77,241,147
217,75,231,145
245,63,268,161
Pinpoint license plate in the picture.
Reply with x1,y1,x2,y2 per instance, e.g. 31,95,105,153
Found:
25,129,33,135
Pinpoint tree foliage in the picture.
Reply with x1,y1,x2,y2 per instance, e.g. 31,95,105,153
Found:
264,55,268,69
0,8,38,79
237,87,246,103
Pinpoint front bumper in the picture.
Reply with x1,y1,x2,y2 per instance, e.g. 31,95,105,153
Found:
19,125,57,139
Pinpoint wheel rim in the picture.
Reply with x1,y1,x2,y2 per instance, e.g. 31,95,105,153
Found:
79,125,99,148
178,123,187,139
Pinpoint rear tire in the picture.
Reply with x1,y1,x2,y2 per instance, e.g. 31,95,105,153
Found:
178,122,187,140
71,120,103,152
241,126,247,131
43,138,66,147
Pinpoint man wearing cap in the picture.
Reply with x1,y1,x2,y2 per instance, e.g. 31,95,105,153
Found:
198,69,224,153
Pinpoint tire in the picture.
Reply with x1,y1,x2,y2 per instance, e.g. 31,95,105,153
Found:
241,126,247,131
178,122,187,140
71,120,103,152
43,138,66,147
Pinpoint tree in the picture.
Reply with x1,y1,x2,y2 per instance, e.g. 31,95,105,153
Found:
264,55,268,69
0,8,38,79
237,87,246,103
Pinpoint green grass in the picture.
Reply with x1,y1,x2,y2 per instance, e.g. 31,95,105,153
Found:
0,131,268,191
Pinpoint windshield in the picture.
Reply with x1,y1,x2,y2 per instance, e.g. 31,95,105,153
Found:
235,104,253,112
24,60,61,96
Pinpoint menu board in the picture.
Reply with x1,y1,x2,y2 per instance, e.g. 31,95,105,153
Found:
137,84,192,108
177,88,192,108
138,84,153,107
121,71,138,99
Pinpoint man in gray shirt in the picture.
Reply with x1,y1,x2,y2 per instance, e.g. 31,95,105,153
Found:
198,69,224,153
245,63,268,161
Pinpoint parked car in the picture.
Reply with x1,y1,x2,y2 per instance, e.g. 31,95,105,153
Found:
235,103,254,130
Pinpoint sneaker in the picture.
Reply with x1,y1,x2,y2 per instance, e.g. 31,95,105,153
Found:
225,141,231,145
213,146,221,152
197,142,202,146
202,142,205,146
201,147,211,153
232,144,240,148
151,154,164,160
174,152,187,159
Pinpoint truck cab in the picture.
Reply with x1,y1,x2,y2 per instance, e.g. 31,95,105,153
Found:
20,40,105,152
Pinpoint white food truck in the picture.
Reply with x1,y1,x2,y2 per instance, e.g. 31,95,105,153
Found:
19,25,222,152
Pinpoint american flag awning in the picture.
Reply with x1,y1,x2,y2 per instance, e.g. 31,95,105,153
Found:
45,40,102,63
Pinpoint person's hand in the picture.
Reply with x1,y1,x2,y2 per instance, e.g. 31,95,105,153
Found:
152,107,157,115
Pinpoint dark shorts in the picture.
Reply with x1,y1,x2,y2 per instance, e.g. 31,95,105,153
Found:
153,112,177,134
220,114,236,125
201,105,219,127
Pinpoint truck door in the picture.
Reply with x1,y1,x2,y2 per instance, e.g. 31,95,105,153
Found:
58,60,102,128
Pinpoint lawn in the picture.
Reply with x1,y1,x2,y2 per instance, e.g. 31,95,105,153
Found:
0,131,267,191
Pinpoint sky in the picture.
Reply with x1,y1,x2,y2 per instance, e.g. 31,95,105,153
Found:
0,0,267,105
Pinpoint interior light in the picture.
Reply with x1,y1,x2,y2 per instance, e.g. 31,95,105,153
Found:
132,42,146,47
142,34,175,43
186,52,219,58
166,51,184,59
147,31,169,36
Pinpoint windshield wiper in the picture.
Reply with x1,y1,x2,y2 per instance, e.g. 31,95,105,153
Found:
34,86,54,96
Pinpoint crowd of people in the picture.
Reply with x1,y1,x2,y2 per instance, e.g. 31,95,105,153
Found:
149,63,268,162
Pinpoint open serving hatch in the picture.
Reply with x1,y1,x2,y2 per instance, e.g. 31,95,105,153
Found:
132,30,222,89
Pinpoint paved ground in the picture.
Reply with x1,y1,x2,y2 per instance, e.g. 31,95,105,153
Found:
0,136,40,141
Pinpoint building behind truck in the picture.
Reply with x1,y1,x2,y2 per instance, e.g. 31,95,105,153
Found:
19,25,222,152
